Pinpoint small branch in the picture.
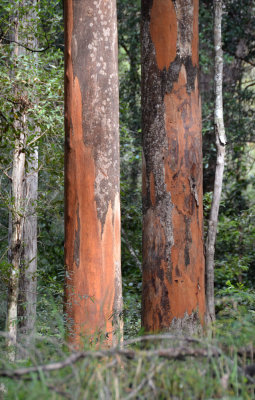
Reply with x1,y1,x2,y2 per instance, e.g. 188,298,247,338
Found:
27,132,46,147
119,39,131,58
244,81,255,90
3,38,50,53
3,170,12,181
224,49,255,67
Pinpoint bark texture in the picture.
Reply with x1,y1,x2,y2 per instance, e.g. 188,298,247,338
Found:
17,150,38,353
141,0,205,333
6,9,26,360
64,0,122,346
17,0,39,355
205,0,226,323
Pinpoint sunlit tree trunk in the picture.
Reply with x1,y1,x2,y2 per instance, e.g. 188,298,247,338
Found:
141,0,205,333
64,0,122,346
6,7,26,360
205,0,226,324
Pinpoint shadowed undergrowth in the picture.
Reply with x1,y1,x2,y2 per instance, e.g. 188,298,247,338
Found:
0,311,254,400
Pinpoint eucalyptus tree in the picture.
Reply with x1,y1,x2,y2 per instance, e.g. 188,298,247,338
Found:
141,0,205,333
64,0,123,345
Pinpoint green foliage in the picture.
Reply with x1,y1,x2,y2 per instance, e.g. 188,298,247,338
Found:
215,204,255,289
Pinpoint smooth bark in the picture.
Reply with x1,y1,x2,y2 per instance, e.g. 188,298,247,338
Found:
64,0,123,346
17,0,39,354
205,0,226,323
17,150,38,354
141,0,205,333
6,7,26,360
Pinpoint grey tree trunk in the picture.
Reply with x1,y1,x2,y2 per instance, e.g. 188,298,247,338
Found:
205,0,226,324
6,7,26,361
17,149,38,356
17,0,39,357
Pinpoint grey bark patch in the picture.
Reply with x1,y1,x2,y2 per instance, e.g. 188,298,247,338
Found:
74,205,80,267
189,176,199,207
170,310,202,335
174,0,194,58
72,1,119,233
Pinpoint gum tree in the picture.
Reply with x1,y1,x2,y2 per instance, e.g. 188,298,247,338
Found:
64,0,122,345
141,0,205,333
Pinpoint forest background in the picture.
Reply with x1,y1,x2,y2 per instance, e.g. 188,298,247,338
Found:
0,0,255,398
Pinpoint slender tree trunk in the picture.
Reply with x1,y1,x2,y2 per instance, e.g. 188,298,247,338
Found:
17,0,39,355
205,0,226,324
6,7,26,360
64,0,123,346
7,136,26,360
17,149,38,355
141,0,205,333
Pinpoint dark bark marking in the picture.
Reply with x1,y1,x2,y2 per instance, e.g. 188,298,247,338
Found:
184,216,191,267
74,204,80,268
160,283,170,317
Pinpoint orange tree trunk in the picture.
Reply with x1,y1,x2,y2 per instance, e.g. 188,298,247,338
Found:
64,0,122,346
141,0,205,333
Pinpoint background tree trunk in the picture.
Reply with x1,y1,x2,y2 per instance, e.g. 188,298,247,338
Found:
141,0,205,333
64,0,123,346
17,0,39,357
17,149,38,355
205,0,226,324
6,5,26,360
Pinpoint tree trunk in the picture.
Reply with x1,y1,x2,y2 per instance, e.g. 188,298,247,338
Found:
141,0,205,334
17,149,38,355
205,0,226,324
17,0,39,355
6,8,26,361
64,0,123,346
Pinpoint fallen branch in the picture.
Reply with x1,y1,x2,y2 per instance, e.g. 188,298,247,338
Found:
0,346,221,378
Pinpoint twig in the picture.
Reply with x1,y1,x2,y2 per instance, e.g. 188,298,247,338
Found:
27,133,46,147
123,362,165,400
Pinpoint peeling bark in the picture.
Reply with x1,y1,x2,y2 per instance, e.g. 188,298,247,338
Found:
205,0,226,324
64,0,122,346
141,0,205,333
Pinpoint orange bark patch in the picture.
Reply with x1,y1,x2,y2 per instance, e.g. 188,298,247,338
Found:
150,0,177,70
192,0,199,66
65,78,118,346
163,65,205,323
